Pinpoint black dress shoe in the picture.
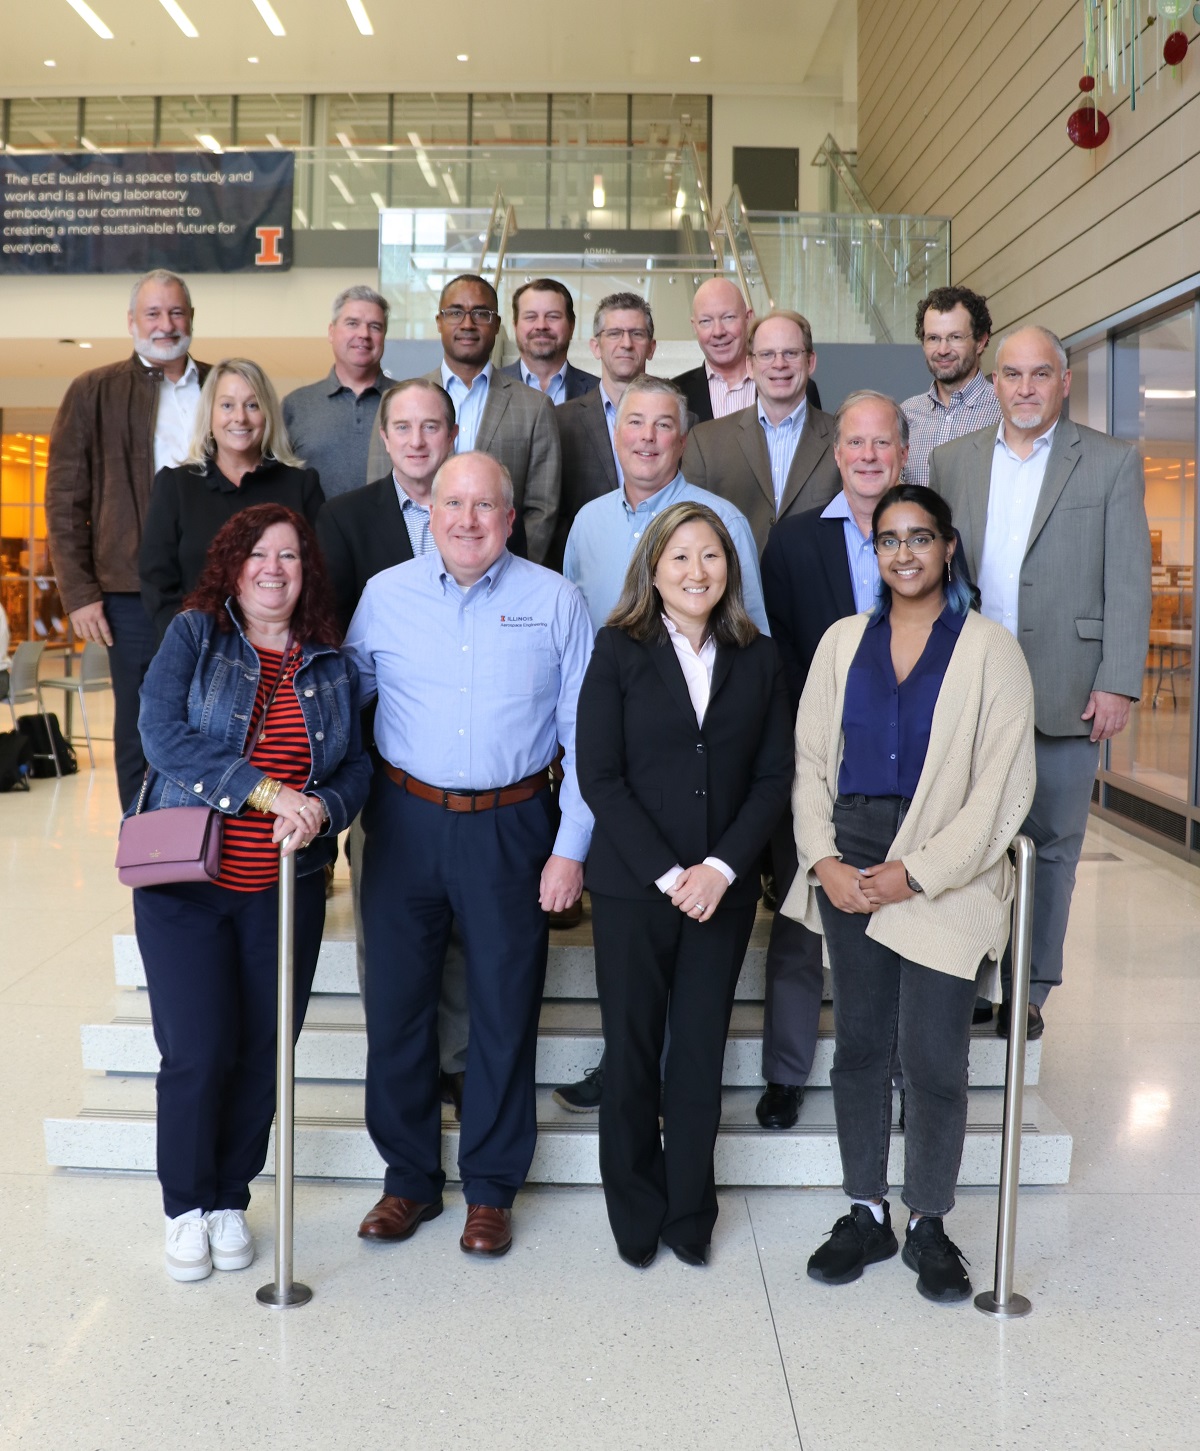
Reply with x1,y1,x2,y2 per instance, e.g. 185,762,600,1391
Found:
670,1242,710,1267
756,1082,803,1129
972,998,995,1025
996,1001,1044,1041
618,1243,657,1269
439,1069,465,1121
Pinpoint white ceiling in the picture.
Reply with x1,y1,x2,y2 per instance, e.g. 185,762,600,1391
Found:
4,0,846,97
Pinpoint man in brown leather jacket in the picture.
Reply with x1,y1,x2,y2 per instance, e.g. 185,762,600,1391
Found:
45,270,209,809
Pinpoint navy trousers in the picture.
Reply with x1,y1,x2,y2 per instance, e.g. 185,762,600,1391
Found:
134,871,325,1218
360,774,554,1208
105,592,158,812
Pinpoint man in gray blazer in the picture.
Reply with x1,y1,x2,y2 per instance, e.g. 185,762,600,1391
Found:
930,325,1150,1037
681,310,841,553
500,278,599,405
367,273,561,563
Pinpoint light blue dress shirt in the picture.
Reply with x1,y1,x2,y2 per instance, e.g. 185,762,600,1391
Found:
521,361,569,407
562,472,769,635
978,422,1058,637
392,475,434,556
441,360,491,453
344,549,594,861
821,491,881,613
599,383,624,486
757,398,807,509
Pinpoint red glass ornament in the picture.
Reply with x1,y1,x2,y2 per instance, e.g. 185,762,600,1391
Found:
1163,31,1189,65
1079,74,1096,91
1066,105,1110,148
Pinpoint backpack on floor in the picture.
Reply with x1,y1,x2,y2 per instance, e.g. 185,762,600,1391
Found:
0,730,33,791
16,712,78,777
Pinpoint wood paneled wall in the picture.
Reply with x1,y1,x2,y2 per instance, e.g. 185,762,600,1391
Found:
857,0,1200,340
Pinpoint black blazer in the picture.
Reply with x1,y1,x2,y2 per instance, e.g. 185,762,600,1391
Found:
576,627,793,904
672,364,822,423
501,359,600,401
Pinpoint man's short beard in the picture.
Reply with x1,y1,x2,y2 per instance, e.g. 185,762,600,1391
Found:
133,327,191,363
523,337,564,362
1009,408,1046,431
931,357,977,386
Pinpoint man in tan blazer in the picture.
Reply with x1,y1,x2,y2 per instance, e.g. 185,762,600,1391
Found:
681,310,841,553
930,325,1150,1038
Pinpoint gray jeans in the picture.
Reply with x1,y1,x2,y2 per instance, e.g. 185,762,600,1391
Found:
817,794,979,1217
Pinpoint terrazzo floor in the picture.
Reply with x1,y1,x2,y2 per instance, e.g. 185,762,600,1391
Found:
2,737,1198,1450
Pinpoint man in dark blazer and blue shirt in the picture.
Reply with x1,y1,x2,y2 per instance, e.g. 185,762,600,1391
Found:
501,279,599,405
757,390,913,1128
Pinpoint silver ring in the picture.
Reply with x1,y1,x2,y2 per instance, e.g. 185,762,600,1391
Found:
693,902,704,912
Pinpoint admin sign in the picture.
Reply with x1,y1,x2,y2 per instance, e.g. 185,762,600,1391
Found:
0,151,294,274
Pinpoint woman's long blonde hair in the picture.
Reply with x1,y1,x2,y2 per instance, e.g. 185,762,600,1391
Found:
184,357,302,471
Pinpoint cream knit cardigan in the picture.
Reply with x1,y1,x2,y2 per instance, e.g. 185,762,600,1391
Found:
780,609,1037,982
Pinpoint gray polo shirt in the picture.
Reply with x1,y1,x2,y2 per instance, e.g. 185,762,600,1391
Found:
282,366,390,500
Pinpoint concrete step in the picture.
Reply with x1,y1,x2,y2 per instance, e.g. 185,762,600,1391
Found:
43,1077,1072,1187
78,995,1039,1089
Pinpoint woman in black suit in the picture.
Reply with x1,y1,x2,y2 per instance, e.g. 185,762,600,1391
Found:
576,501,793,1270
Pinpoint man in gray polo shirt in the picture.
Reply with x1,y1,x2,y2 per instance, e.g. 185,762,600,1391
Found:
283,285,392,499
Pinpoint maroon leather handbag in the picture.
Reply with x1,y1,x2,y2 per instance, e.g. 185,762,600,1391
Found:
115,631,295,888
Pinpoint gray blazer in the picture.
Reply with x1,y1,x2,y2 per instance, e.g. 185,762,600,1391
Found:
929,417,1151,737
548,386,620,572
681,404,841,554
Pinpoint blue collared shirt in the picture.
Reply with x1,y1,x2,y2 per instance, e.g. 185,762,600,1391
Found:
521,360,569,406
562,472,769,635
343,549,594,861
599,383,624,486
757,397,807,509
441,360,492,453
838,603,967,799
392,474,434,556
821,491,881,614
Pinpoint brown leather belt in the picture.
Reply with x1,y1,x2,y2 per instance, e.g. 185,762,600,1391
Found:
382,761,550,813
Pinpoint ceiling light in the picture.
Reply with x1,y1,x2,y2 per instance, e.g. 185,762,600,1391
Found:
689,54,701,62
195,133,224,154
329,173,356,205
1145,388,1196,400
44,58,57,66
65,0,115,39
158,0,198,36
456,53,468,61
251,0,286,37
81,137,101,153
345,0,373,34
592,173,605,208
370,191,386,210
331,221,346,230
335,130,361,162
675,187,686,209
79,341,93,348
442,172,460,204
247,55,260,63
265,131,283,148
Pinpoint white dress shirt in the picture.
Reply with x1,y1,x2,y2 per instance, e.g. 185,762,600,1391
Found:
978,422,1058,637
141,355,201,473
653,616,736,895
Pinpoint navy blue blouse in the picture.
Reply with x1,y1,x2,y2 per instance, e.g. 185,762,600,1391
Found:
837,605,966,799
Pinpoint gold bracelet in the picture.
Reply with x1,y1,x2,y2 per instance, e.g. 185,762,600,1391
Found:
248,777,282,813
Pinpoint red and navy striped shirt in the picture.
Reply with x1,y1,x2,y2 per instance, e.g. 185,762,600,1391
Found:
216,647,313,891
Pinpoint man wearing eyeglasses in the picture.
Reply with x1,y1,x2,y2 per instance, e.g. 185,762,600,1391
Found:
681,310,841,553
673,278,822,425
901,286,1001,488
545,292,659,572
367,273,561,564
755,390,912,1129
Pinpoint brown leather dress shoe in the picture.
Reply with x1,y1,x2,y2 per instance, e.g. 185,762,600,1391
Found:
460,1204,512,1256
357,1194,443,1241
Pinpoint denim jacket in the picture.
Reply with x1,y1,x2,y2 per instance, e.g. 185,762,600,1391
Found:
131,603,372,877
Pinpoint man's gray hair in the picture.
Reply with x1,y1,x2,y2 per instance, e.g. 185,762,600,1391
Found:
834,390,910,448
129,269,192,313
332,284,391,325
994,325,1068,375
593,291,654,340
613,375,688,435
430,451,515,510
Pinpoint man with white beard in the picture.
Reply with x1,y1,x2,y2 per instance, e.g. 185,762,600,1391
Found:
46,269,210,809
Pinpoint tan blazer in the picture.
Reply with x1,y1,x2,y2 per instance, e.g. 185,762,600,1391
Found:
681,403,841,554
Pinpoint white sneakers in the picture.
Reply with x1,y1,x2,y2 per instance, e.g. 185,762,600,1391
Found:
164,1208,255,1282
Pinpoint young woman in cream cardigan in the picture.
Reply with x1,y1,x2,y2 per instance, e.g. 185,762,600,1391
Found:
784,483,1035,1304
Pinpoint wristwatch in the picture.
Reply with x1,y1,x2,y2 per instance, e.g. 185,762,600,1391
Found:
905,869,924,894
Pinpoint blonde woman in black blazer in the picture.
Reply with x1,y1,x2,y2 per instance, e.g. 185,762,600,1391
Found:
576,501,793,1270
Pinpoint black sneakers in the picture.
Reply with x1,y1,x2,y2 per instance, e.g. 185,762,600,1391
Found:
902,1216,972,1302
552,1061,604,1112
807,1201,899,1285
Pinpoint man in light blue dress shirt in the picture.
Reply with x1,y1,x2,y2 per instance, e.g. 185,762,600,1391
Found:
563,375,768,634
344,451,593,1257
501,278,599,405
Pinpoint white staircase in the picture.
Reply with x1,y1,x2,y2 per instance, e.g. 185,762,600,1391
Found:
44,890,1072,1188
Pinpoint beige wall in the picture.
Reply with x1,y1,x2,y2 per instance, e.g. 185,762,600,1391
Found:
711,95,857,212
857,0,1200,339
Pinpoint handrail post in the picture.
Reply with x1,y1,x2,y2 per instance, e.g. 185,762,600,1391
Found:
975,833,1035,1319
257,841,312,1308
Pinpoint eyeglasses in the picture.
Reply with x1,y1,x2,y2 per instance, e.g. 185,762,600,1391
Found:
751,348,808,364
598,327,651,343
922,332,972,347
873,531,939,555
439,306,500,325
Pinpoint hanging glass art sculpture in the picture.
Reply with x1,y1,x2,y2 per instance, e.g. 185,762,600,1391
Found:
1071,0,1193,146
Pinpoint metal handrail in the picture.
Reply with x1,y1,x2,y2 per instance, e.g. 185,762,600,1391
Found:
489,203,517,293
724,186,776,311
477,187,506,274
975,833,1035,1319
684,130,723,264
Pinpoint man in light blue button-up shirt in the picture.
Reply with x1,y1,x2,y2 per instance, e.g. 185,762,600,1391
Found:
344,451,593,1250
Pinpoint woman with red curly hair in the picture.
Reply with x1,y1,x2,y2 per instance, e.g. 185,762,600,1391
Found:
131,503,371,1284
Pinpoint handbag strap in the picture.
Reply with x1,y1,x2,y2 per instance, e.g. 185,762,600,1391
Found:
134,629,297,813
